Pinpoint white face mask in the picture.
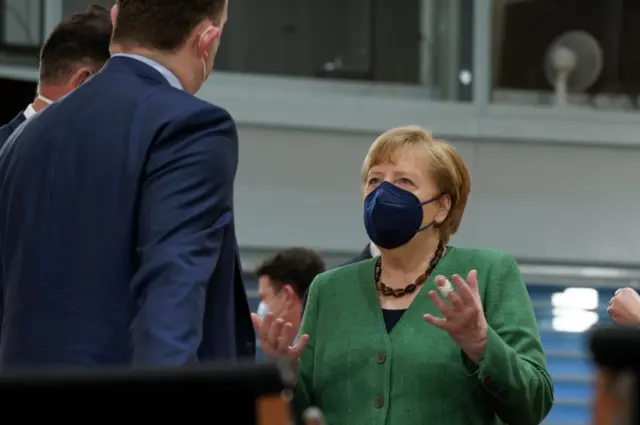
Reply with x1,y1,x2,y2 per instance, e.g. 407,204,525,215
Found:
257,301,269,318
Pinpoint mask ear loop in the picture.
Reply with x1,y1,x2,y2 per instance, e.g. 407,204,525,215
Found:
417,220,437,232
198,26,215,87
36,94,54,105
417,193,444,231
269,289,291,319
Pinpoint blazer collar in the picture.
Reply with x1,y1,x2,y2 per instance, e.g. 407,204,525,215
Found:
100,56,175,88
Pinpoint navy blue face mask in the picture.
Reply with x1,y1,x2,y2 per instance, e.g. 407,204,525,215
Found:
363,181,440,250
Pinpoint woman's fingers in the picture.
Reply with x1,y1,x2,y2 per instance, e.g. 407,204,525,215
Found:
428,289,452,317
288,334,310,357
276,322,295,352
267,318,285,349
466,269,479,293
260,312,274,342
450,274,474,305
253,309,309,358
255,315,306,358
250,313,262,333
424,313,452,331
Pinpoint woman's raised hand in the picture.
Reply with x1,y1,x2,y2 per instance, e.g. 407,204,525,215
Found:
423,270,488,363
250,312,309,359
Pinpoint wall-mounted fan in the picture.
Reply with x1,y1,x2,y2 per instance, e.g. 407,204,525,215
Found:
544,30,604,106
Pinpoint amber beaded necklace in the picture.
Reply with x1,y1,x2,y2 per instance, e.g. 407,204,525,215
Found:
374,241,445,298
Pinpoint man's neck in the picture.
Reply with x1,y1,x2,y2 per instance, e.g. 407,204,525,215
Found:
289,302,303,332
111,44,197,93
31,97,50,113
32,84,63,112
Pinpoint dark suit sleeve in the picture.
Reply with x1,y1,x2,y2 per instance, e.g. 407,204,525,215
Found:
0,126,11,339
0,125,12,148
0,118,27,342
129,105,238,366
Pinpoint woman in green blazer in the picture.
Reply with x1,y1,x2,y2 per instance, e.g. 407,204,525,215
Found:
252,125,554,425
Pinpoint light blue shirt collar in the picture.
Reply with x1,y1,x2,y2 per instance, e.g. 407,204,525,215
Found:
112,53,183,90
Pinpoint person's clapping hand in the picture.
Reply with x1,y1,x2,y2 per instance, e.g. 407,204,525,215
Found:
608,287,640,326
424,270,488,364
250,312,309,359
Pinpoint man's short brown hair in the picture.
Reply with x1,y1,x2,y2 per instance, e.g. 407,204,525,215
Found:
255,248,326,299
39,5,112,84
112,0,227,51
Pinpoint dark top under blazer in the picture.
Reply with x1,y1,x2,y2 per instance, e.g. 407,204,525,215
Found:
0,56,254,368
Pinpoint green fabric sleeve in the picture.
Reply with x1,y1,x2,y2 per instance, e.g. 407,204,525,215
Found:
465,253,555,425
293,274,321,423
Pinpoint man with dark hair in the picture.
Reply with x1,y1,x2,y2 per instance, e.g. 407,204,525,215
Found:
0,0,253,368
0,5,112,146
253,248,325,336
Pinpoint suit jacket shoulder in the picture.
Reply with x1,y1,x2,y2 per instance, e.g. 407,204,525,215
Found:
147,88,234,128
0,111,26,147
135,89,237,156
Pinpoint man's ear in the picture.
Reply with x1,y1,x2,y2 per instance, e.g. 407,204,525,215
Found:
282,284,298,302
68,67,94,89
110,4,118,25
198,25,221,56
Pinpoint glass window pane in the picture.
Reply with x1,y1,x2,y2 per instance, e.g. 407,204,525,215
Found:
62,0,113,17
492,0,640,111
0,0,43,53
49,0,475,102
217,0,474,101
0,0,116,55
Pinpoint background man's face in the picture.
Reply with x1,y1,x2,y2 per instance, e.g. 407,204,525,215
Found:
258,275,287,319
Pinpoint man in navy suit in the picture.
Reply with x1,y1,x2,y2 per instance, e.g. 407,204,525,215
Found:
0,0,254,368
0,5,112,146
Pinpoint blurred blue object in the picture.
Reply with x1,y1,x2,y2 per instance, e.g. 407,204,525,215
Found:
552,377,594,400
543,399,589,424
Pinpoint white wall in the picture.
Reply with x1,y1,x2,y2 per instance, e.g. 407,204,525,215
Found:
234,125,640,265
